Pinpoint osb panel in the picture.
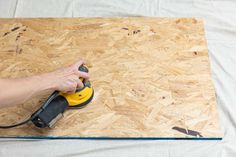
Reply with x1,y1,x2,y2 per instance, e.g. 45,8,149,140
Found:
0,18,222,138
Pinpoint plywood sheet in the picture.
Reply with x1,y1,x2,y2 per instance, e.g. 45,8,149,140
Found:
0,18,222,139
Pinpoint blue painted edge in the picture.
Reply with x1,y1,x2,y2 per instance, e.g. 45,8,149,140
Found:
0,136,222,140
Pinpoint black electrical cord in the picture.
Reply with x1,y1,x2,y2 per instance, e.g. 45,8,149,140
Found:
0,91,59,129
0,117,32,129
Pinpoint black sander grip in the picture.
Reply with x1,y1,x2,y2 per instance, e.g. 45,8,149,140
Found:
31,95,68,128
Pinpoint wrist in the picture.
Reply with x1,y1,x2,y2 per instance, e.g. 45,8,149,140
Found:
31,73,57,94
42,72,58,91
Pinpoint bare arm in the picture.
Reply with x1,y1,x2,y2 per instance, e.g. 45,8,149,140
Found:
0,60,89,108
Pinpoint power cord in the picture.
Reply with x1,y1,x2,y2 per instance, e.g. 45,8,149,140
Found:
0,91,59,129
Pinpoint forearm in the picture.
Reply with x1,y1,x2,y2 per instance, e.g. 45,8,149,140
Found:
0,74,56,108
0,60,88,108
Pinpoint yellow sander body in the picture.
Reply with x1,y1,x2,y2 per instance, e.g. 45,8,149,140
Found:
61,81,94,108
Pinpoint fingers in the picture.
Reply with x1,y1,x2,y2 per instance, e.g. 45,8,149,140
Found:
77,79,84,89
78,71,89,79
73,59,84,69
73,69,89,83
65,83,77,94
71,60,90,80
56,59,90,94
67,75,85,93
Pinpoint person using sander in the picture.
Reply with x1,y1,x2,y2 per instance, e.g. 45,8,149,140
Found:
0,59,89,108
0,59,93,128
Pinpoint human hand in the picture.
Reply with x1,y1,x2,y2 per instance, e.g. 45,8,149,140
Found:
46,60,89,94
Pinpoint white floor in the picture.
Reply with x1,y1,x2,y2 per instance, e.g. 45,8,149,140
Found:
1,0,236,156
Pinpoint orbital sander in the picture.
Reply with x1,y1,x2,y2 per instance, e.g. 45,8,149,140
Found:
0,65,94,129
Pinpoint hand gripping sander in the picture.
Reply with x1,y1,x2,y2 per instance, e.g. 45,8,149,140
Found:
0,65,94,129
31,65,94,128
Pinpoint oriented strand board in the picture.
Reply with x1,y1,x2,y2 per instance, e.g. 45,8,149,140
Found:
0,18,222,139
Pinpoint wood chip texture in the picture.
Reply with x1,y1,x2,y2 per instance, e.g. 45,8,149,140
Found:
0,18,222,138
